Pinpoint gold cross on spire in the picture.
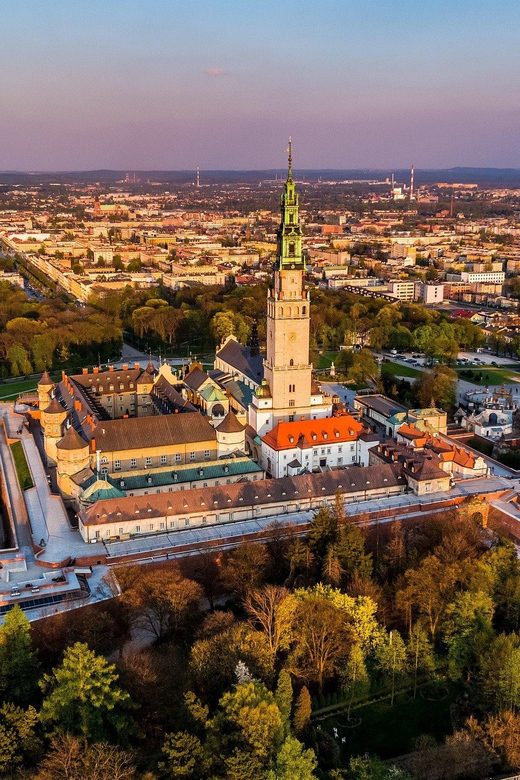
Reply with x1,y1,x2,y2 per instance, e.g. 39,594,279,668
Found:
286,136,292,179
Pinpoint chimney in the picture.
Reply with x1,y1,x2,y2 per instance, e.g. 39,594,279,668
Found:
90,438,96,452
109,366,114,372
134,362,140,369
93,367,99,373
82,368,88,374
123,363,128,370
75,400,81,412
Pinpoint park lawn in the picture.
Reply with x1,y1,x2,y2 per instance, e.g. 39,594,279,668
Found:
322,686,455,761
455,367,520,386
10,441,33,490
317,352,339,370
0,375,60,401
381,361,423,378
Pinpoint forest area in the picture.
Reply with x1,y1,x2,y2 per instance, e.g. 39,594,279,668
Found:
1,502,520,779
0,272,494,384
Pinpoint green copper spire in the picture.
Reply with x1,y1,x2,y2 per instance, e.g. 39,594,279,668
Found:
276,137,304,270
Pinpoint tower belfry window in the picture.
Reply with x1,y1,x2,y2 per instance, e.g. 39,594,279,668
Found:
289,213,294,223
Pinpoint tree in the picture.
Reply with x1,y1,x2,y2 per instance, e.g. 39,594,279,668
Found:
274,670,293,735
346,755,413,780
266,735,318,780
307,506,338,561
397,555,459,638
376,631,407,705
293,686,312,735
479,633,520,713
467,710,520,771
347,349,378,385
0,703,40,775
211,311,236,344
221,543,269,600
39,642,134,741
336,524,372,582
208,681,284,772
406,623,434,698
190,623,273,701
413,365,457,411
322,545,344,586
121,567,202,640
289,591,349,688
35,734,138,780
246,586,295,659
0,604,38,704
160,732,204,779
343,645,370,720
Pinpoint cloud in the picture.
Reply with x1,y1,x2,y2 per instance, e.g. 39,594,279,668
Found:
204,68,226,77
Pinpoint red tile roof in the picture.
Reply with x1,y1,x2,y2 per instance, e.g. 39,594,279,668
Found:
262,415,364,451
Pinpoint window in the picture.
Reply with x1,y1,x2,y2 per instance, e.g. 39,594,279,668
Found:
175,453,182,462
185,518,190,527
189,452,196,460
131,458,137,468
114,459,121,470
160,454,167,464
109,385,114,391
101,467,108,474
302,306,306,315
146,456,152,466
119,395,123,401
289,399,295,407
160,522,165,530
289,359,294,366
101,456,108,464
149,523,154,531
119,528,123,535
136,525,141,533
204,449,210,458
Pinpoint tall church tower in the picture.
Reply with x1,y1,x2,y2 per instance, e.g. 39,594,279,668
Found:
249,140,331,438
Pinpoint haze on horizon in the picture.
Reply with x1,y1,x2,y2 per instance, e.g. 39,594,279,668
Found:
2,0,520,172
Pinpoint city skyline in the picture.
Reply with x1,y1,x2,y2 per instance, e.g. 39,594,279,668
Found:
2,0,520,170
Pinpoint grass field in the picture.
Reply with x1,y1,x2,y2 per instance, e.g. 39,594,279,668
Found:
455,367,520,386
0,375,61,401
317,352,339,370
321,685,455,761
10,441,33,490
381,361,423,378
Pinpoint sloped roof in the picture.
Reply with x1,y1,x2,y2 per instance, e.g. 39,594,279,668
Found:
93,412,216,453
79,463,405,526
38,370,54,387
56,425,88,451
216,410,245,434
262,414,365,451
44,397,67,415
215,337,264,385
184,367,210,391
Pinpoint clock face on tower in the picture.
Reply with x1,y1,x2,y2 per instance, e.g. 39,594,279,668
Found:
289,332,297,342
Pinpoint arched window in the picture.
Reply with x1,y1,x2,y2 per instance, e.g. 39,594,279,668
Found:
289,242,295,255
287,307,291,317
295,306,299,315
302,305,306,315
289,213,294,224
279,307,283,317
290,359,294,367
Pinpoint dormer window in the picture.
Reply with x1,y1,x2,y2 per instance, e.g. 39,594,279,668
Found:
323,432,328,440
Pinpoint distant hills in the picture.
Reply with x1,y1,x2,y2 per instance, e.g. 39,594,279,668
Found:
2,167,520,186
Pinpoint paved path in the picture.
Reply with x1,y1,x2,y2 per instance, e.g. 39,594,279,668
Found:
0,407,34,559
20,433,105,564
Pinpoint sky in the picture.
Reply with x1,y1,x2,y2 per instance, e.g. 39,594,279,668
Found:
1,0,520,170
